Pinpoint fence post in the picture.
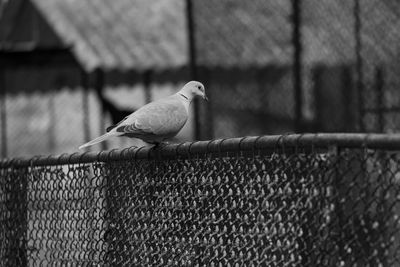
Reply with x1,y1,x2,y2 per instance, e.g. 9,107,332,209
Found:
94,68,107,150
375,67,384,132
292,0,303,132
186,0,202,140
48,91,56,152
81,69,91,145
0,67,7,158
354,0,364,131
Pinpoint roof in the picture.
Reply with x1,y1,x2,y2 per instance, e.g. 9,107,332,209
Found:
1,0,398,73
31,0,188,72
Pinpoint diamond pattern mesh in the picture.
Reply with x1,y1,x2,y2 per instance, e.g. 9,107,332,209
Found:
1,137,400,266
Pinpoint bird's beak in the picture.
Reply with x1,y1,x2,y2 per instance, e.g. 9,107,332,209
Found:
203,94,209,101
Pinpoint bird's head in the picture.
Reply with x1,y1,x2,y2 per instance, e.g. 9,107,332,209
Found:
179,81,208,101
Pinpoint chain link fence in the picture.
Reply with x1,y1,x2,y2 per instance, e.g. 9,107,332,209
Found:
193,0,400,135
358,0,400,133
1,133,400,266
193,0,296,138
301,0,400,133
0,66,101,158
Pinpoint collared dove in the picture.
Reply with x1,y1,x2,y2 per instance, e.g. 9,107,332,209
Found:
79,81,207,149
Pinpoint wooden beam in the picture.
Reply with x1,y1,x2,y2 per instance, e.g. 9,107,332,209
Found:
0,47,79,68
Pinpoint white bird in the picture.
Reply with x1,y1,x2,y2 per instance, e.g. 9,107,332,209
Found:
79,81,207,149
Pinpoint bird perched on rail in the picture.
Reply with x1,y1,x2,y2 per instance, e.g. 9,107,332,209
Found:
79,81,207,149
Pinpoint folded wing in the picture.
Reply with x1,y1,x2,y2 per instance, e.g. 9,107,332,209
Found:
113,97,188,138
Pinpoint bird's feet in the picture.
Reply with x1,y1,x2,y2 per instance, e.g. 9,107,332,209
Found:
153,142,169,149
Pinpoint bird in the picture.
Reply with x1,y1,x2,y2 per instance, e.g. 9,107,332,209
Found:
79,81,207,149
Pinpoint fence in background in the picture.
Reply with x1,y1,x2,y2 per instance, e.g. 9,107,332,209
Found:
2,1,400,157
1,133,400,266
192,0,400,136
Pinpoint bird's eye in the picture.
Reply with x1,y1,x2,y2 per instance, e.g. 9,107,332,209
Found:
197,85,202,90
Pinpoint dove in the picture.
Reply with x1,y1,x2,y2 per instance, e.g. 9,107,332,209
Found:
79,81,207,149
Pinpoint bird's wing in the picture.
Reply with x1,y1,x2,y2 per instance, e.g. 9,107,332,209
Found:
106,115,129,132
114,96,188,136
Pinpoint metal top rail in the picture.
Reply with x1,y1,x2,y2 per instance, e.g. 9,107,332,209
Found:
2,133,400,168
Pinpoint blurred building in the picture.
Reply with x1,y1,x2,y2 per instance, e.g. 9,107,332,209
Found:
1,0,400,157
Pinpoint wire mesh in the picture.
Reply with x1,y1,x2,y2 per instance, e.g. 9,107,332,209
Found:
206,67,295,138
359,0,400,133
1,134,400,266
193,0,296,137
193,0,400,135
301,0,400,133
5,89,91,157
1,67,97,158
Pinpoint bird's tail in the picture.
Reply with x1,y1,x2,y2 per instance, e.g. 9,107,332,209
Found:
79,133,118,149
